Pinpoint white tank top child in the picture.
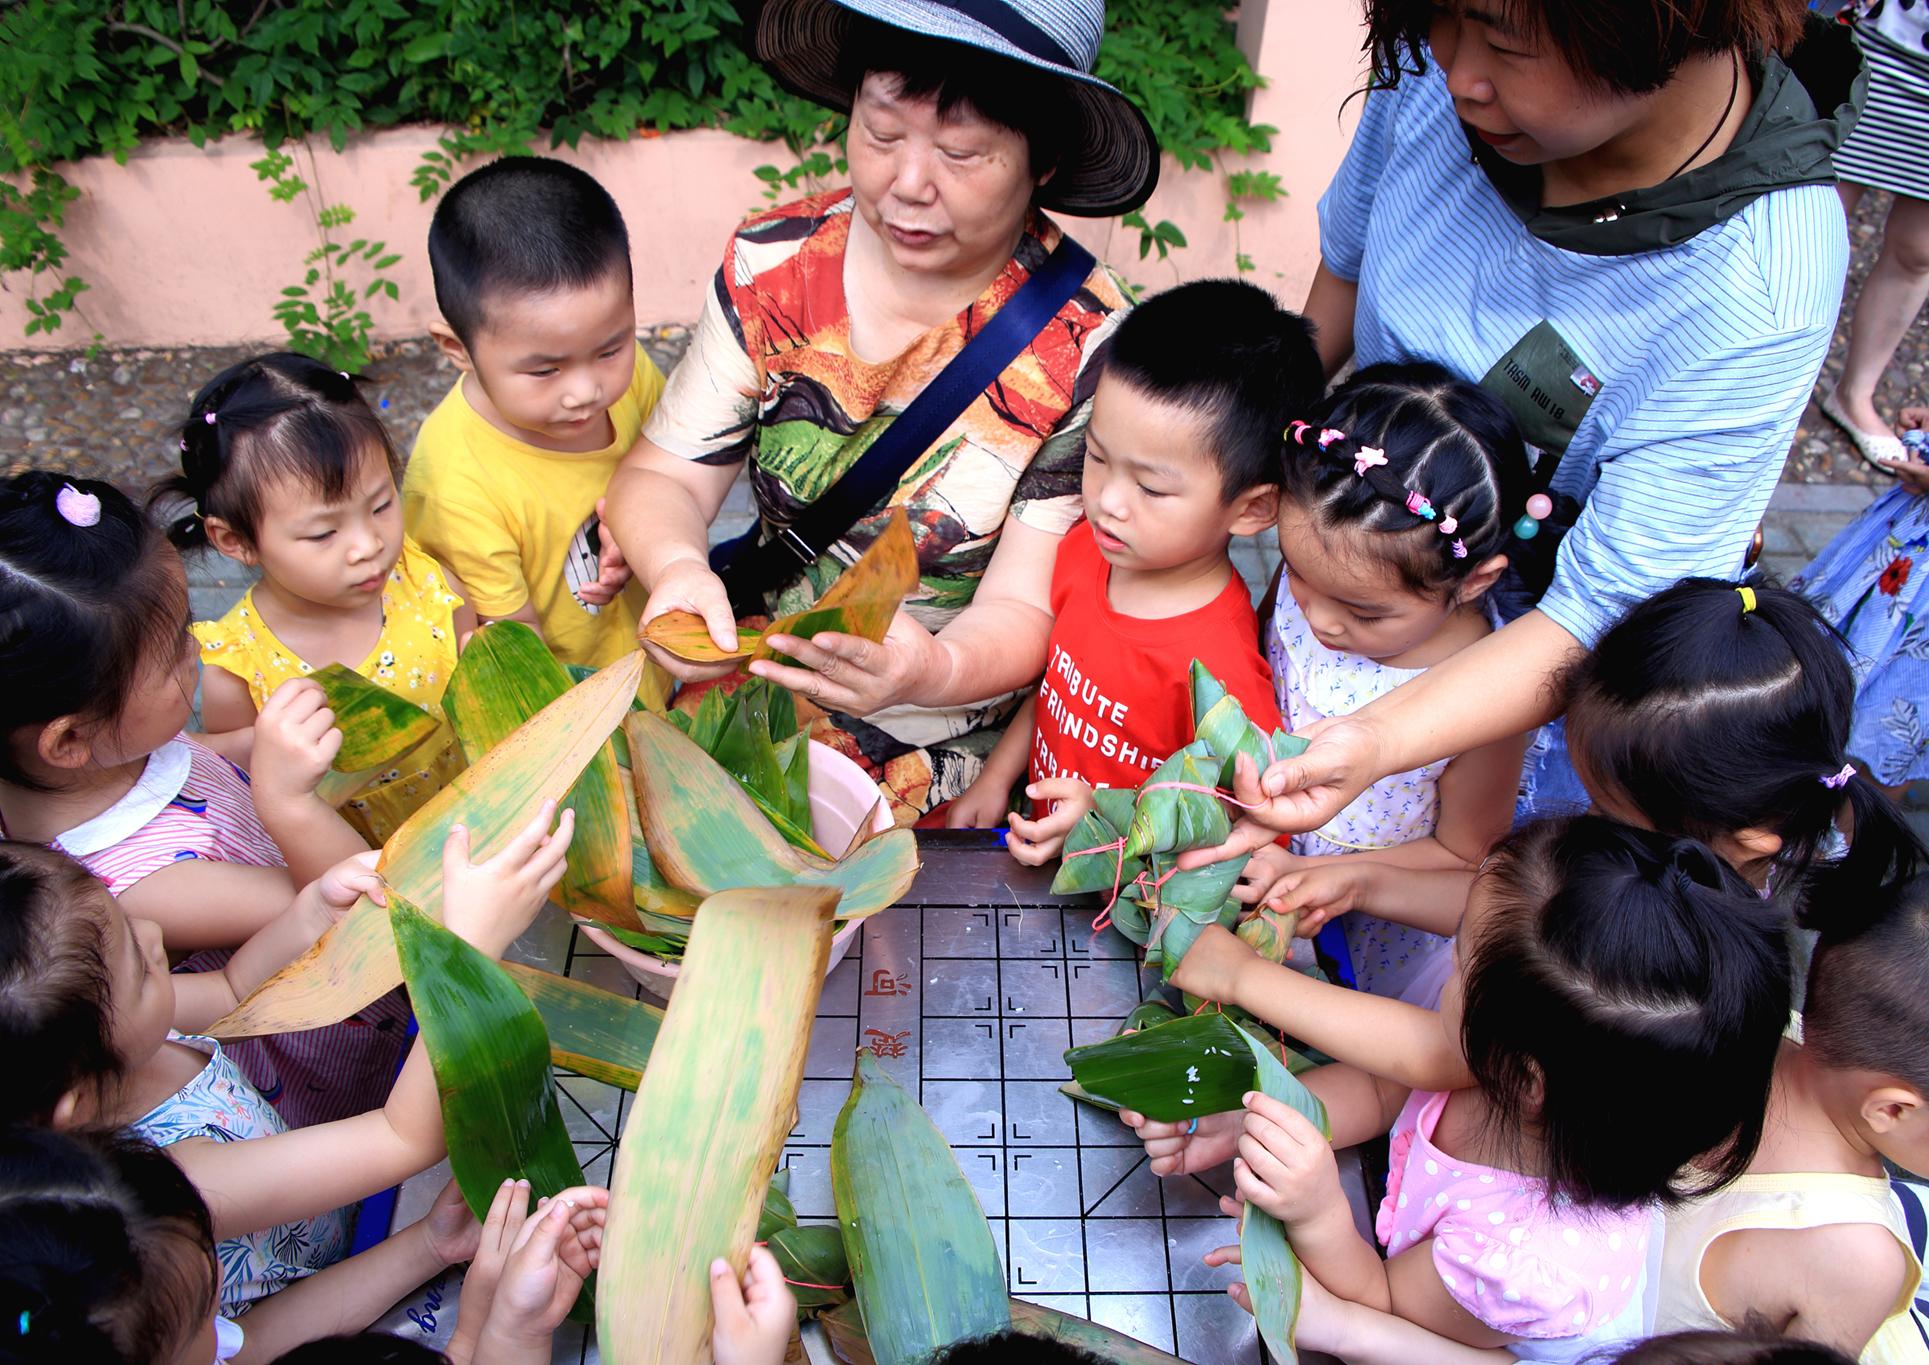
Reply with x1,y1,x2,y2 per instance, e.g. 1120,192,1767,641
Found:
1269,579,1454,997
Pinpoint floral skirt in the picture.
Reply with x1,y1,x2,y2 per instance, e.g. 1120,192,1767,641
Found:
1790,486,1929,786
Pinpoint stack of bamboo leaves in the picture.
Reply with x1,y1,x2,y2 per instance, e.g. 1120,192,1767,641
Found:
1052,661,1309,979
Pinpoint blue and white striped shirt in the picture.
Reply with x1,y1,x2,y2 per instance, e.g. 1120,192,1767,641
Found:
1321,60,1849,645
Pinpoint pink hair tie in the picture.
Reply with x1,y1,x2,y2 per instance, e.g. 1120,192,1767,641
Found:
54,484,101,528
202,411,217,425
1820,763,1855,790
1438,516,1458,535
1318,427,1346,450
1352,446,1387,476
1287,420,1313,444
1451,539,1468,559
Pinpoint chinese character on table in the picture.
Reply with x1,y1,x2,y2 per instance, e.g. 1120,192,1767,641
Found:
863,1027,911,1059
864,968,911,997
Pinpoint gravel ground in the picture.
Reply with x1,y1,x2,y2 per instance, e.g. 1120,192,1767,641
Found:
1,191,1922,487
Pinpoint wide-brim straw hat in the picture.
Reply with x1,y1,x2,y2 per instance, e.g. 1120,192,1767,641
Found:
755,0,1161,216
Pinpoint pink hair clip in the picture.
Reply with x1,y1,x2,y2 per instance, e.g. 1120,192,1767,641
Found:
1405,490,1436,520
1820,763,1855,790
202,411,217,425
1318,427,1346,450
1438,516,1458,536
54,484,101,528
1352,446,1388,476
1287,420,1313,444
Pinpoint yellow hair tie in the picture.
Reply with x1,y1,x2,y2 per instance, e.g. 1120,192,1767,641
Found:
1736,585,1757,615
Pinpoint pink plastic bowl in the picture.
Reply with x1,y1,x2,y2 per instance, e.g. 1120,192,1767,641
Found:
578,740,893,998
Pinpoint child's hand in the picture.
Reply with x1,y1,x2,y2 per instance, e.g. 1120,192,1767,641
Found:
710,1246,797,1365
449,1177,528,1359
1254,858,1376,936
440,801,574,957
315,849,386,917
579,497,634,607
1201,1239,1254,1316
945,773,1014,831
1167,923,1258,1006
420,1177,484,1268
1005,777,1095,866
1232,1090,1342,1228
1232,845,1298,908
250,678,343,803
1119,1107,1242,1176
477,1196,593,1348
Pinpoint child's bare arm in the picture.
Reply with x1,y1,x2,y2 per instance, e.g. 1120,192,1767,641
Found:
1173,925,1474,1091
947,695,1036,831
1429,730,1532,867
118,860,298,951
198,664,260,740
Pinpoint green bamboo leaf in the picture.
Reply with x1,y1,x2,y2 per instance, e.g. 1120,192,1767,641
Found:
499,961,661,1092
1240,1028,1330,1365
768,1222,850,1308
1093,786,1138,831
833,1052,1010,1363
1063,1011,1255,1121
626,713,916,921
1123,747,1229,859
444,622,636,927
597,886,838,1362
210,652,645,1039
309,662,444,772
1050,804,1139,896
757,1179,798,1241
775,730,811,829
1122,997,1180,1033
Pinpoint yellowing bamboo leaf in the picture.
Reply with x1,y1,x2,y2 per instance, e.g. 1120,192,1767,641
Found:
754,507,917,663
500,961,662,1091
640,609,760,663
443,622,636,927
626,712,916,922
209,652,644,1039
596,886,837,1364
310,662,443,772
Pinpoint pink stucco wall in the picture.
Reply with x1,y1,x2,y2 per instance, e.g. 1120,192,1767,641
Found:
0,3,1363,350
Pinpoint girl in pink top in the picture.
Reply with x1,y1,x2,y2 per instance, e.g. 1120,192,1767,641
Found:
1137,817,1795,1362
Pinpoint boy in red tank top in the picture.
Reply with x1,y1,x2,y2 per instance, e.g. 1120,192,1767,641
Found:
947,280,1323,865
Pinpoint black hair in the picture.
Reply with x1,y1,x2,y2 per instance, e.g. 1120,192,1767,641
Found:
0,471,189,791
1278,361,1531,598
1598,1327,1856,1365
272,1334,451,1364
1802,871,1929,1096
1464,816,1792,1208
1362,0,1808,96
0,1125,216,1365
1563,576,1928,900
835,16,1071,184
929,1331,1113,1364
427,156,632,350
0,843,125,1127
1102,279,1324,498
155,351,399,552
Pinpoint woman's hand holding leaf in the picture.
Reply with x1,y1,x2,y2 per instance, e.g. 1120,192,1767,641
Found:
1234,1090,1343,1228
709,1246,797,1365
1166,923,1257,1008
439,800,575,958
640,557,741,683
751,606,944,717
1005,777,1097,866
1119,1106,1242,1177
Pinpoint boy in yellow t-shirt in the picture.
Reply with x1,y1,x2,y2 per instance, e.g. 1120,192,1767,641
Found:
406,155,667,676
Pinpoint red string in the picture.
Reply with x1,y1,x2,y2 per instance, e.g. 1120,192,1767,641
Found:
1139,779,1269,811
753,1242,847,1292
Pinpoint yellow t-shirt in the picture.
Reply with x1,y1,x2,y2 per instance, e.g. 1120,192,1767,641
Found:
404,341,666,670
191,536,466,845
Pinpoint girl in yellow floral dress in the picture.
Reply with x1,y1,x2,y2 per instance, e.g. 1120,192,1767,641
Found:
163,353,477,844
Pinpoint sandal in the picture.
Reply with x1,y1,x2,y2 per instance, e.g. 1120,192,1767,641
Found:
1819,390,1906,472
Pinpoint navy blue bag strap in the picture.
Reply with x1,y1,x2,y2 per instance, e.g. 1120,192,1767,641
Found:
713,233,1096,613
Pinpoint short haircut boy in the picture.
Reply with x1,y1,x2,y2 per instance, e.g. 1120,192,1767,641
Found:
1101,278,1324,496
427,156,633,348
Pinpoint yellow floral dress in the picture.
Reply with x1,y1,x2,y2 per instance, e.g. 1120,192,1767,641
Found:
193,537,466,844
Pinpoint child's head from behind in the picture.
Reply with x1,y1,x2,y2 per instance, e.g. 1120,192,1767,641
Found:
930,1330,1114,1363
1084,279,1322,577
1277,362,1529,662
0,472,194,792
1604,1327,1856,1365
427,156,636,451
0,843,172,1128
1454,816,1790,1208
0,1124,217,1365
1802,872,1929,1177
1564,577,1928,892
161,352,404,611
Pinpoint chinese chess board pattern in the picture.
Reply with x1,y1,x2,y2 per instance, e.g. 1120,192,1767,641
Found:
384,836,1265,1364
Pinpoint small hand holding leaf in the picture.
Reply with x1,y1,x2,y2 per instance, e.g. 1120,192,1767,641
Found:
710,1245,797,1365
421,1176,484,1267
439,799,575,956
1119,1106,1242,1177
315,849,385,917
251,677,344,801
1006,777,1097,866
1233,1089,1342,1227
1166,922,1256,1006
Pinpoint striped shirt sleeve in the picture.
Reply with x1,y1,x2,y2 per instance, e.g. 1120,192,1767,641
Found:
1318,84,1397,284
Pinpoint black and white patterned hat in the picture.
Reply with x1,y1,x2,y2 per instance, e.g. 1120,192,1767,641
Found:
755,0,1161,216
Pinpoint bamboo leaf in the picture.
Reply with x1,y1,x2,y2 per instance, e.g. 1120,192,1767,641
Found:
596,886,838,1364
755,507,918,664
1123,747,1229,859
626,713,917,922
641,609,759,663
210,653,644,1039
499,961,661,1091
1240,1028,1329,1365
310,662,443,771
833,1052,1010,1363
1190,658,1228,724
1062,1011,1256,1121
444,622,636,927
768,1222,850,1308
